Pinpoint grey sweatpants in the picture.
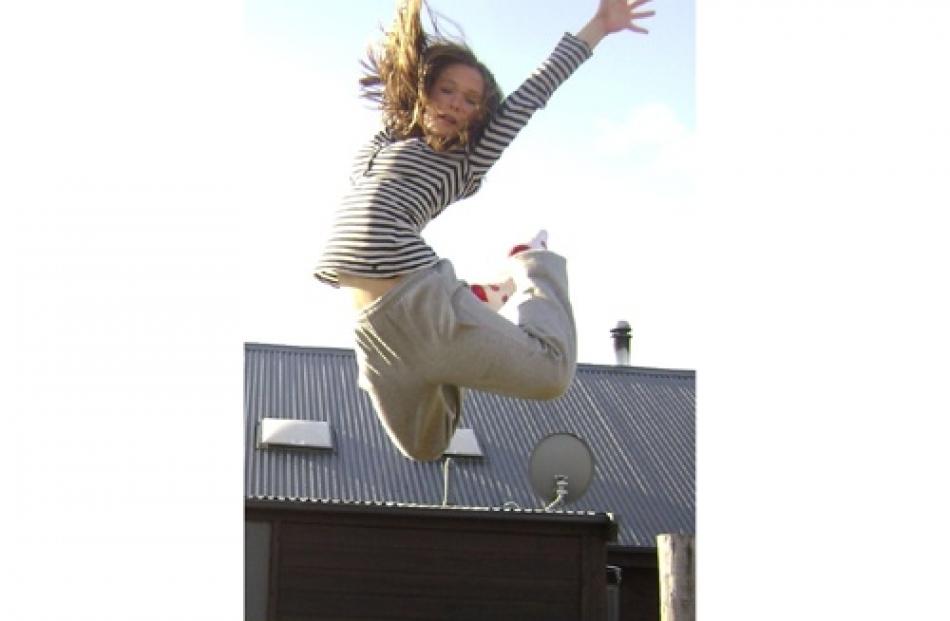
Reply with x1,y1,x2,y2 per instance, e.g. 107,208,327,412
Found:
352,250,577,461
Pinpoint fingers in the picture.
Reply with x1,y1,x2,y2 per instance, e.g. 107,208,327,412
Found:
627,7,654,34
613,0,654,37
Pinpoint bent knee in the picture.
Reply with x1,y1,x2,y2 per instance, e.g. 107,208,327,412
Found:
388,427,453,462
528,363,574,400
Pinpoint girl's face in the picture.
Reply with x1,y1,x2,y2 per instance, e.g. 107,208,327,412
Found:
423,63,485,141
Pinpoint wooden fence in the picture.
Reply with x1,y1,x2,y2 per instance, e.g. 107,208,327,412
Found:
657,534,695,621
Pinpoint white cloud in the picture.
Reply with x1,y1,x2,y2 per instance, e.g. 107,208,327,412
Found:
593,102,694,174
593,102,690,152
587,102,696,214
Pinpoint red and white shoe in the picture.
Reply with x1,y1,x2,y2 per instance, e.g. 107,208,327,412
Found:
471,231,550,311
469,280,515,311
508,229,548,256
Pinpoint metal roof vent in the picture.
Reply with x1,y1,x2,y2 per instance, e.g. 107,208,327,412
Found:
611,320,632,366
257,418,333,451
444,428,483,458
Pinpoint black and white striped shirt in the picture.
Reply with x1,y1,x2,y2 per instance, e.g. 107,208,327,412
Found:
314,33,592,287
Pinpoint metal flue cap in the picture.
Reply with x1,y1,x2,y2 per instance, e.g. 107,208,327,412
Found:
610,320,632,366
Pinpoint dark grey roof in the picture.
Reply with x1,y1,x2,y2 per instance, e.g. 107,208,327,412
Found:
244,343,695,547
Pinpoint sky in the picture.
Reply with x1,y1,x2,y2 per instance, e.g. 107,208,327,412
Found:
6,1,950,619
241,0,697,368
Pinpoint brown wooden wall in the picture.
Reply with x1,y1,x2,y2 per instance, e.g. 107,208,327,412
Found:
247,503,614,621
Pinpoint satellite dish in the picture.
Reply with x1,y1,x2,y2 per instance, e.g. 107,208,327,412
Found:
528,433,595,510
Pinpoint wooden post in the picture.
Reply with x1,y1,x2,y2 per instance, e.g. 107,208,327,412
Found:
657,534,695,621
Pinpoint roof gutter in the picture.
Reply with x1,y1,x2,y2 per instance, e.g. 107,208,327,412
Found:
245,497,617,540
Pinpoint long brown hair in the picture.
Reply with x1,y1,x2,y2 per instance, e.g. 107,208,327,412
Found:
359,0,502,151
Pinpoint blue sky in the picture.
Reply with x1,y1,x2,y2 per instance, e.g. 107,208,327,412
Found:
242,0,697,367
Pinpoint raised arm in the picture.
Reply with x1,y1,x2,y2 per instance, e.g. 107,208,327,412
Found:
576,0,655,50
465,1,655,189
466,34,591,186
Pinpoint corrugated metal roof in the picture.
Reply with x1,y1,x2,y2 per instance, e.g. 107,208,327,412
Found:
244,343,695,547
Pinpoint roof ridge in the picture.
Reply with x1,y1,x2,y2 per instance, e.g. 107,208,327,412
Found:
244,342,695,376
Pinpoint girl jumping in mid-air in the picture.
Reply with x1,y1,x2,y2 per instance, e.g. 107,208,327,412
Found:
314,0,654,461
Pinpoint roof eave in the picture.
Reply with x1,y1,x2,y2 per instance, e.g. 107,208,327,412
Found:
245,496,617,540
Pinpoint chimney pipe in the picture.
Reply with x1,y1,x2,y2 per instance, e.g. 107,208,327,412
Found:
611,320,632,366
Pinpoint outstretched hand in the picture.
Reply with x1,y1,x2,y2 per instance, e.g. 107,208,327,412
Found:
598,0,655,35
577,0,655,49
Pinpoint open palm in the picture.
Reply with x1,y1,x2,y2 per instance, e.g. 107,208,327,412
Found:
599,0,655,35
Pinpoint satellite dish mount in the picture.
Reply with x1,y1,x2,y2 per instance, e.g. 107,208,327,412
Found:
528,433,595,512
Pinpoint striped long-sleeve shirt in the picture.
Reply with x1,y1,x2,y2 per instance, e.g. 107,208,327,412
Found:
314,33,592,287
